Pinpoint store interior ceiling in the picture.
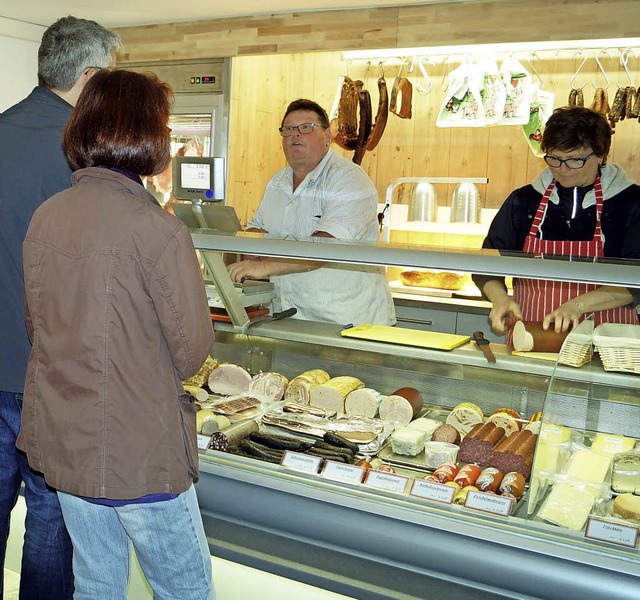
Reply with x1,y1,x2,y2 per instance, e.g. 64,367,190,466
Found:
0,0,446,28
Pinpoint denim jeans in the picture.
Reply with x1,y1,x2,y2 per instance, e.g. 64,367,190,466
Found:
58,484,214,600
0,391,74,599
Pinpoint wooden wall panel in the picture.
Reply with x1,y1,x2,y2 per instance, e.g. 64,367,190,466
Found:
114,1,640,228
226,50,640,226
116,1,640,64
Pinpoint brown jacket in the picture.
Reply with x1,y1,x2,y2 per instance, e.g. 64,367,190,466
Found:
17,168,214,499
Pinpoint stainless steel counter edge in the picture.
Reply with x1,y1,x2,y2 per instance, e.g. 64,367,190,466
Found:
196,454,640,600
191,231,640,288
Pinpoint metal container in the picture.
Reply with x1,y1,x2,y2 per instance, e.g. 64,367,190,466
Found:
450,182,480,223
408,182,436,222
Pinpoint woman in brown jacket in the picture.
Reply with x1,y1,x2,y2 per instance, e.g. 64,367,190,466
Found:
17,69,215,599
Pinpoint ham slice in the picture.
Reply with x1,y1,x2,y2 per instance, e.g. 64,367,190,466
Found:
208,363,252,396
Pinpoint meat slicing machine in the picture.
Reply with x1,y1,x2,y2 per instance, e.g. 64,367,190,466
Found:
200,249,277,332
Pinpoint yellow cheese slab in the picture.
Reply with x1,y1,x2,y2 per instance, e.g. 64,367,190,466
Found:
565,449,611,483
538,482,594,530
340,324,470,351
591,433,636,456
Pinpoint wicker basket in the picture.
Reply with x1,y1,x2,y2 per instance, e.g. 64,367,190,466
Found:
593,323,640,374
558,319,594,367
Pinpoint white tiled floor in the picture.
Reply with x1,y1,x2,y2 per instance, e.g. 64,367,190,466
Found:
4,496,353,600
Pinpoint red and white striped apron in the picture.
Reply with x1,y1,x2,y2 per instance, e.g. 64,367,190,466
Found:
508,176,637,344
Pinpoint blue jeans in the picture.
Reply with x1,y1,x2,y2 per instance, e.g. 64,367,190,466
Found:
58,484,214,600
0,391,73,599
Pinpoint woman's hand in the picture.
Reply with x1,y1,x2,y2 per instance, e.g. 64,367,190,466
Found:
543,299,582,333
488,296,522,335
482,280,522,334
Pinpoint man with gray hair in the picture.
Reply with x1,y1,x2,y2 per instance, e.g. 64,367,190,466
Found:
0,15,120,599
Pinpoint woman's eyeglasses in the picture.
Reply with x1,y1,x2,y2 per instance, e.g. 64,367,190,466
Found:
543,152,595,169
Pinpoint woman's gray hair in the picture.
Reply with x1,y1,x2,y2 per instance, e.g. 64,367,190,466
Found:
38,16,121,91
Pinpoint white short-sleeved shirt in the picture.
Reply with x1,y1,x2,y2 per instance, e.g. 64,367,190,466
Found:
248,149,396,326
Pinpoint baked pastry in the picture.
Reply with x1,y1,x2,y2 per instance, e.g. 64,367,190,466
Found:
399,270,466,291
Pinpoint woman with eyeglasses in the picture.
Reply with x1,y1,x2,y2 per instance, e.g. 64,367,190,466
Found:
474,106,640,343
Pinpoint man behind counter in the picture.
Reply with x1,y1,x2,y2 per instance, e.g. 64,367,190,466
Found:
227,98,396,326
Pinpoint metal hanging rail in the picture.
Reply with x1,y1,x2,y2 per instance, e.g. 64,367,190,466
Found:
342,37,640,64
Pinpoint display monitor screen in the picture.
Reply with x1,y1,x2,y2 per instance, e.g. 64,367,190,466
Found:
172,156,225,201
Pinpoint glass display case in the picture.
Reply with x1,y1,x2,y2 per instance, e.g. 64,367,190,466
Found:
190,230,640,600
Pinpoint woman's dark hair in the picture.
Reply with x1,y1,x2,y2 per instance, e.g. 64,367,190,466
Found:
541,106,611,163
281,98,330,129
63,69,173,176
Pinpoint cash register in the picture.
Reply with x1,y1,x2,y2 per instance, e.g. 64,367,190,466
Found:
171,156,275,328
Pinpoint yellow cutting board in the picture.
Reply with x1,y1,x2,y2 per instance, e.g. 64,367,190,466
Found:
340,324,470,351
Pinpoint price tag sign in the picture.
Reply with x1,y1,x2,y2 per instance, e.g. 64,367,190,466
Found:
364,470,409,494
585,517,639,549
197,434,212,451
410,479,456,504
281,451,322,474
464,490,513,517
322,461,366,484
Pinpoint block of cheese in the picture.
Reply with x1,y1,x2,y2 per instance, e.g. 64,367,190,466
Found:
532,441,561,474
565,449,611,483
537,482,594,530
590,433,636,456
391,427,427,457
539,423,572,444
405,418,442,439
613,493,640,521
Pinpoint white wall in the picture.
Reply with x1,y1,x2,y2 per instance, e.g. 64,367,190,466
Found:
0,17,44,112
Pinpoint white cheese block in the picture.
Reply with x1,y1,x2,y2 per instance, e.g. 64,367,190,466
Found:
391,427,427,457
345,387,382,418
405,418,442,440
537,482,593,530
424,441,459,469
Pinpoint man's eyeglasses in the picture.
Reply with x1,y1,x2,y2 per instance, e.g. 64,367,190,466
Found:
279,122,323,137
543,152,595,169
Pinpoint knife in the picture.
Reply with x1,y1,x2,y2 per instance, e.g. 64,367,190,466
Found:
473,331,496,364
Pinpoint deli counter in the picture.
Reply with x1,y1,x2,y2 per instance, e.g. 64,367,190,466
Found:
190,231,640,600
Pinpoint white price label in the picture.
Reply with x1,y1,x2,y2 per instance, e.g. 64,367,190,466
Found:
322,461,366,484
281,451,322,473
464,490,513,517
585,517,639,549
196,434,212,451
364,470,409,494
410,479,456,504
